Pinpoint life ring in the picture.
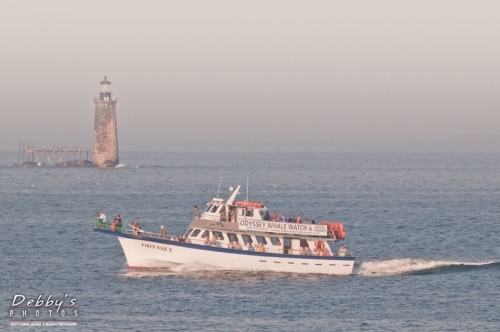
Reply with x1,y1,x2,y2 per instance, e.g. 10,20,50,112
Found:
315,241,325,251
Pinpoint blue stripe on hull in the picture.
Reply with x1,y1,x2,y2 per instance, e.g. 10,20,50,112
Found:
94,228,355,261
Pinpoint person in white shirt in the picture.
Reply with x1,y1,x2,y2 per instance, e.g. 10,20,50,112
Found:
98,211,107,229
338,244,347,257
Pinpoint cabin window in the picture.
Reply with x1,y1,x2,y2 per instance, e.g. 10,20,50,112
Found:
239,209,245,216
255,235,267,245
246,209,253,217
212,231,224,240
200,230,210,238
205,205,213,212
191,229,201,237
283,237,292,254
184,229,194,237
227,233,239,242
211,205,219,213
241,234,253,244
270,237,282,246
300,239,310,248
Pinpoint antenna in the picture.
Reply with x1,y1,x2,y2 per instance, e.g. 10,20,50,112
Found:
246,175,249,202
217,171,223,198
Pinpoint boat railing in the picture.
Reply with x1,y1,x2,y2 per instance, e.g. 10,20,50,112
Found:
93,218,167,239
193,240,354,257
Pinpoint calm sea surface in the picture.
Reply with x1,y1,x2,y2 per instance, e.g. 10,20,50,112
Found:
1,151,499,331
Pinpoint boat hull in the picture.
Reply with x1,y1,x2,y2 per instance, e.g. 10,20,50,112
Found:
97,229,355,275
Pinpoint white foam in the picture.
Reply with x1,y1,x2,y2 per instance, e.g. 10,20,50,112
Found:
119,262,224,278
168,262,224,273
356,258,495,276
115,164,127,168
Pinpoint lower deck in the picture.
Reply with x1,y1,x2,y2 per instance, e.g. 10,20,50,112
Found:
183,227,350,257
94,219,353,258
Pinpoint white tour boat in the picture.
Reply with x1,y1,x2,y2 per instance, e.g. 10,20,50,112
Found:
93,185,355,275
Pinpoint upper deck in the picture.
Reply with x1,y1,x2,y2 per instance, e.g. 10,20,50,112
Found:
194,185,345,240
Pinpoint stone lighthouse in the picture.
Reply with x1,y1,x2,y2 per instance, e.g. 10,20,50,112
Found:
93,77,119,167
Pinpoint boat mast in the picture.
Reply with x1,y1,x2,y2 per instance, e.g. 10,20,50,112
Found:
217,171,222,198
226,185,240,205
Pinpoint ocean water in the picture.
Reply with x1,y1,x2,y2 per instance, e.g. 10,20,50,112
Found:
1,151,499,331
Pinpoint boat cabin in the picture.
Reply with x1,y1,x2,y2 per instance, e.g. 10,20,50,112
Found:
182,218,348,256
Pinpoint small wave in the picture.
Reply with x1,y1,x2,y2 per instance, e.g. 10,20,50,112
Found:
356,258,498,276
115,164,127,168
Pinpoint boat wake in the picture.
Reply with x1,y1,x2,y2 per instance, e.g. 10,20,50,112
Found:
119,262,225,278
355,258,499,276
118,259,499,278
119,265,338,282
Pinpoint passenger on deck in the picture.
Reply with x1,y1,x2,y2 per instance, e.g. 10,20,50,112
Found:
258,243,266,253
264,211,271,221
248,243,255,251
97,212,103,228
219,209,226,222
228,209,235,223
203,237,210,245
210,236,217,246
278,213,285,222
271,212,277,221
235,241,242,250
299,247,306,255
193,205,200,219
227,241,235,249
184,236,191,244
160,226,166,238
339,244,346,257
132,221,143,235
113,215,122,233
97,211,107,229
296,215,302,223
287,215,295,223
305,247,313,255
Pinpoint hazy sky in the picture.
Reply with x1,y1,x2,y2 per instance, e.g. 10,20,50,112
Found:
1,1,499,151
